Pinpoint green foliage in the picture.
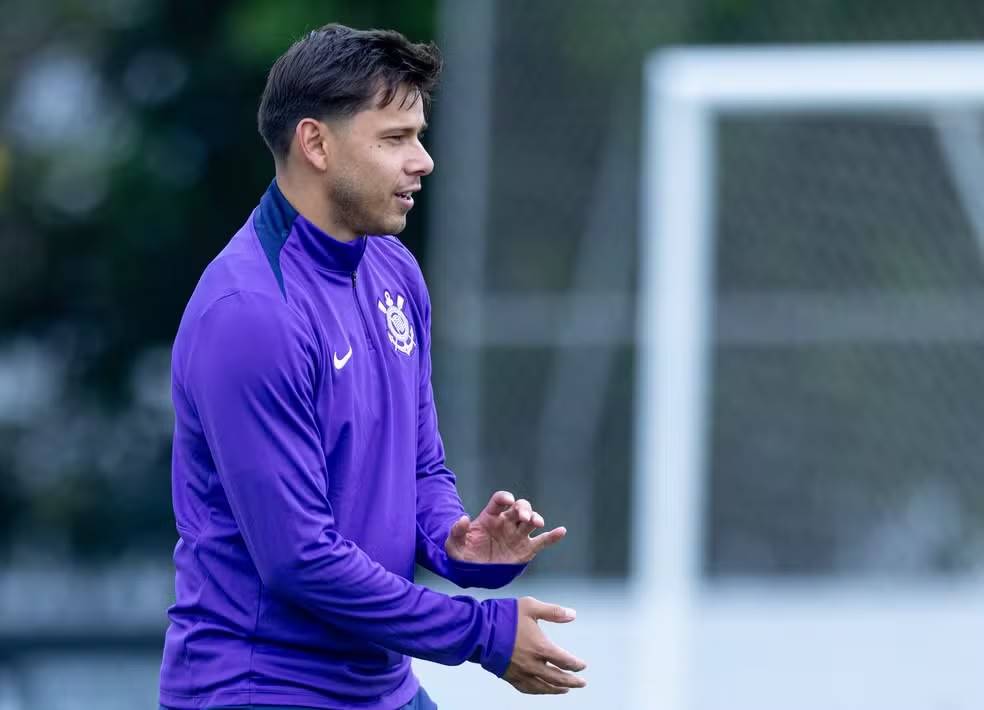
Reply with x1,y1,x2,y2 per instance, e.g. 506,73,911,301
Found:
3,0,984,571
0,0,438,563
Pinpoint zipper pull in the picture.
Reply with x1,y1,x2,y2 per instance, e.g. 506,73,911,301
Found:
351,271,358,287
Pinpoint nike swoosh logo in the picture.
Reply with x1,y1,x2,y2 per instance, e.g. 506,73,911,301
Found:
333,345,353,370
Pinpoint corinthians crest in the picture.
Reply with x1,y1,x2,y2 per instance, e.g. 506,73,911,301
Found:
377,290,415,356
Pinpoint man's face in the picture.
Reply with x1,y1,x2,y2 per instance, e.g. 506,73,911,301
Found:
321,87,434,238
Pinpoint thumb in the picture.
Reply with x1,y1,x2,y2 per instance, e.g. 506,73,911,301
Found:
449,515,470,541
530,599,577,624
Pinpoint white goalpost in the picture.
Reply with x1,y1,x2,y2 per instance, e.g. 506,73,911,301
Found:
634,44,984,710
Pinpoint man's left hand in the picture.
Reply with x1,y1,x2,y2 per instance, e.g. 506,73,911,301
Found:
445,491,566,564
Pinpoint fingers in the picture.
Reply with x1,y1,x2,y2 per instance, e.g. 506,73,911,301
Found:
498,497,555,538
483,490,515,517
530,526,566,554
527,597,577,624
515,675,570,695
518,508,544,537
505,500,545,539
503,498,533,525
539,642,588,673
507,598,588,696
449,515,470,540
506,640,588,695
537,662,587,689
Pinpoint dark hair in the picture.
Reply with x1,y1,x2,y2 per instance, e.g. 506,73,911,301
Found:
257,24,443,161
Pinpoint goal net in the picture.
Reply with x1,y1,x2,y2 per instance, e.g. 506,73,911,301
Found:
635,44,984,710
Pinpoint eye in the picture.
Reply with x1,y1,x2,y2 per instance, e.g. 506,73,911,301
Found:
383,135,403,143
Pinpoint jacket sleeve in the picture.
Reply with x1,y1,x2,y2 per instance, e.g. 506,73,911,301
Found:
182,290,516,676
412,285,528,589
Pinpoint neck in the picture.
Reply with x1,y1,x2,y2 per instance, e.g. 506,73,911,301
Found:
275,170,359,243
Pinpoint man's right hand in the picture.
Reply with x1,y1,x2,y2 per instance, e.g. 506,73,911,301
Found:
502,596,588,695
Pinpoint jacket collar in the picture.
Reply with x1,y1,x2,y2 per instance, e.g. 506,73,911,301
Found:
257,178,368,273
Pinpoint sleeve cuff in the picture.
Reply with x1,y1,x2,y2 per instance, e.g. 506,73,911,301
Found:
416,520,529,589
477,597,518,677
444,556,528,590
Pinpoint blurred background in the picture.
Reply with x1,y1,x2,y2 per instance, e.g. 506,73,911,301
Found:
3,0,984,708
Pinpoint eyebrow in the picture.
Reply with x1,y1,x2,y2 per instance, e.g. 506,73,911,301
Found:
381,121,428,135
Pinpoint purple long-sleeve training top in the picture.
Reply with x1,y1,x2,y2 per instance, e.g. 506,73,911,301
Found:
158,180,526,709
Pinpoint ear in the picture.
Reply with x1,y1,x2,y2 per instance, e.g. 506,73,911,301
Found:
293,118,330,171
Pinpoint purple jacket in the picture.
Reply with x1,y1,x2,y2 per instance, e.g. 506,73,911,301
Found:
158,180,525,709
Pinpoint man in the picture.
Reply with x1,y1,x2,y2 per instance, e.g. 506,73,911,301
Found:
159,23,587,710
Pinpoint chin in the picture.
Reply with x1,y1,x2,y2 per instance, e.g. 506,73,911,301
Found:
359,213,406,237
381,217,407,236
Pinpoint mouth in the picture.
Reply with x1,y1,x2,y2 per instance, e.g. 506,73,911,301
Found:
394,187,419,209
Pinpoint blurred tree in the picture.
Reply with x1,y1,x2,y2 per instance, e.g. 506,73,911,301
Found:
0,0,436,562
3,0,984,574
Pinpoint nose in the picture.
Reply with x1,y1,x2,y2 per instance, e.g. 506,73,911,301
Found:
408,142,434,177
